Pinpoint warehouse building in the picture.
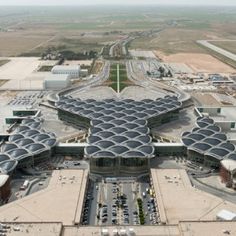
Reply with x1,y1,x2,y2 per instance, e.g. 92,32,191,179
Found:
52,65,80,79
43,74,71,90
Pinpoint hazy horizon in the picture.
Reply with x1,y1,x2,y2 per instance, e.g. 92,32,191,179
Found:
0,0,236,6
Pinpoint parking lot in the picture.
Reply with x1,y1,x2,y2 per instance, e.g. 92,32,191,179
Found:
82,177,160,226
8,91,48,107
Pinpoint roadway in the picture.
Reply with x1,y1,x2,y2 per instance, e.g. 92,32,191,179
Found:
197,40,236,62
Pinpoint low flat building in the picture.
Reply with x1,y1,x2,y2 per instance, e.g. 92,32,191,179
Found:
150,168,236,224
0,169,88,225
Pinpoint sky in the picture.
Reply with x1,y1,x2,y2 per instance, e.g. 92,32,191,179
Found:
0,0,236,6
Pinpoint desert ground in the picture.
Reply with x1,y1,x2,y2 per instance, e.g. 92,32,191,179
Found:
155,51,236,73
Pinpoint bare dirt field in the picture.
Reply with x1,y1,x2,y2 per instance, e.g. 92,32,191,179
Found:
191,92,222,106
155,51,236,73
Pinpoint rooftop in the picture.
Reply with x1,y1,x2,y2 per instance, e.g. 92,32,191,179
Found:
151,169,236,224
0,169,88,225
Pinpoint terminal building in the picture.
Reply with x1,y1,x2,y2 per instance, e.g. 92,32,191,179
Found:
56,95,182,176
182,116,236,169
0,118,57,175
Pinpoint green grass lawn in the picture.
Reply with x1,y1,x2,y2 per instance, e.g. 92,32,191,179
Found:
109,63,129,92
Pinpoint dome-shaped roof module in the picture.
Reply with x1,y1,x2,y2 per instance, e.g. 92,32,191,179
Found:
134,113,148,119
196,121,209,128
133,101,144,106
101,109,115,115
122,110,135,115
207,125,221,132
227,153,236,160
135,127,149,134
91,119,103,126
207,148,230,159
203,138,221,146
192,127,200,132
91,107,104,112
97,123,115,129
28,122,41,129
0,154,11,162
188,133,205,141
110,136,128,143
1,144,18,152
104,98,116,103
197,129,215,136
182,131,191,137
9,134,25,142
110,119,127,126
99,116,114,122
82,103,95,109
95,140,115,148
145,110,158,116
41,138,57,147
123,151,145,158
113,101,125,106
122,123,140,129
109,146,129,154
219,142,235,152
15,125,31,133
89,113,104,119
212,133,227,141
182,138,195,146
123,99,134,103
155,107,167,113
86,99,96,103
101,103,115,109
110,127,127,134
190,143,212,152
123,131,141,138
137,145,155,155
21,118,35,125
79,109,94,117
136,135,152,143
7,148,30,160
85,146,101,155
34,134,51,142
87,135,102,143
15,138,34,147
124,141,143,148
25,143,47,154
96,131,114,139
198,117,214,125
0,160,18,174
122,103,135,109
111,106,124,112
111,113,126,118
64,98,76,104
142,99,153,103
89,127,103,134
132,107,145,112
123,116,137,122
21,129,40,137
93,151,116,158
